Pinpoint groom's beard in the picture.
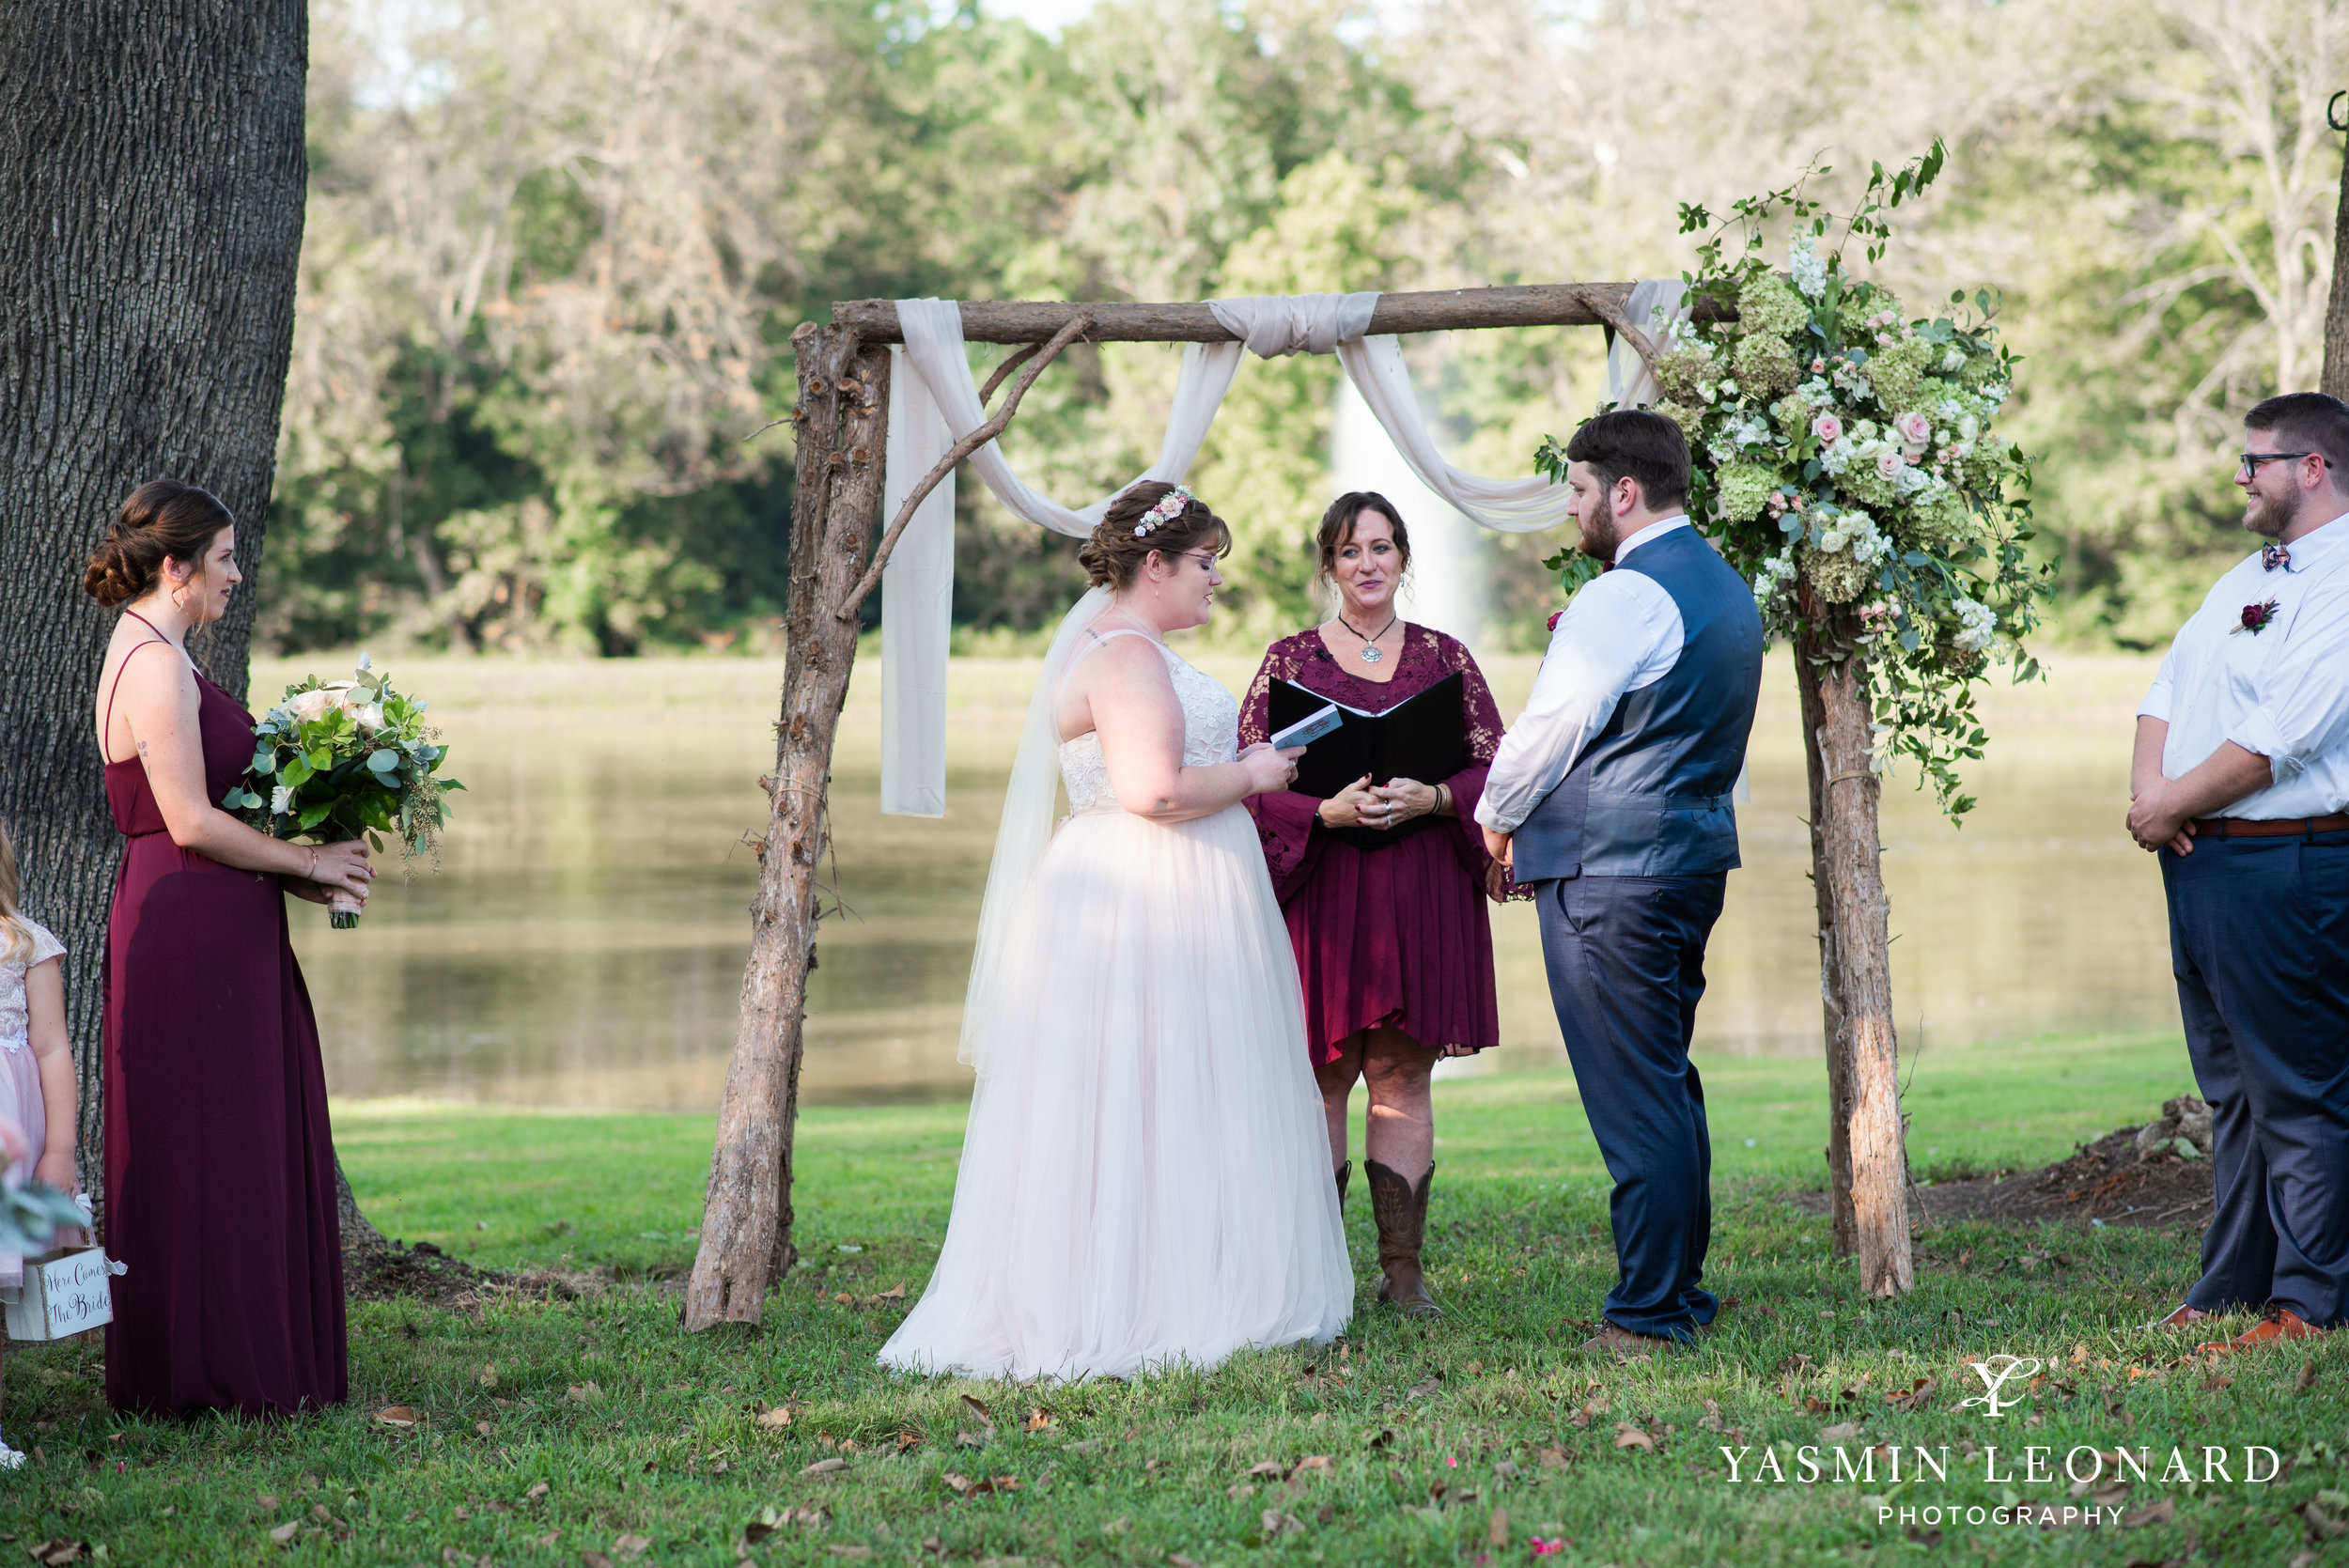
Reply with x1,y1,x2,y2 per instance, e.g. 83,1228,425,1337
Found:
2244,484,2294,540
1578,511,1621,565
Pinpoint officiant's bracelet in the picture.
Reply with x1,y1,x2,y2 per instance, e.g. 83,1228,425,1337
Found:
1435,784,1452,817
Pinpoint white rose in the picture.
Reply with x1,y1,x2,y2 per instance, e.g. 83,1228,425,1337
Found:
354,702,385,731
1875,450,1907,482
288,688,335,722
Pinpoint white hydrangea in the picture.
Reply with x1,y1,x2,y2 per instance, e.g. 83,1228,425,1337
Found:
1951,593,1999,653
1817,507,1893,567
1940,348,1966,373
1753,547,1800,604
1707,411,1774,464
1790,233,1828,299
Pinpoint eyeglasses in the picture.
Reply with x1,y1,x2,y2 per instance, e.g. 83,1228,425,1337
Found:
1181,550,1221,568
2239,451,2333,475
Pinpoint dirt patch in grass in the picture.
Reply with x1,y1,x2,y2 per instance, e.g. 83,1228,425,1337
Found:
342,1239,593,1306
1916,1126,2213,1230
1794,1124,2215,1232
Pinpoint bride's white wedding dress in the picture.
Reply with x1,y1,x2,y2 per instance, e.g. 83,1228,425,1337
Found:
879,627,1352,1381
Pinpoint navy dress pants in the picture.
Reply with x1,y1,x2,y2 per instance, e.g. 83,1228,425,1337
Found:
1535,872,1728,1341
2163,829,2349,1327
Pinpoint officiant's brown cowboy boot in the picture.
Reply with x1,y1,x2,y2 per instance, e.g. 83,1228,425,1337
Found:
1365,1159,1441,1317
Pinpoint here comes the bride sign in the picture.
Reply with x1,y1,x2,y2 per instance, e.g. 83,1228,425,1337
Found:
6,1247,126,1342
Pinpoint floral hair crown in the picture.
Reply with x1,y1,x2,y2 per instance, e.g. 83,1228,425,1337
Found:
1132,485,1194,537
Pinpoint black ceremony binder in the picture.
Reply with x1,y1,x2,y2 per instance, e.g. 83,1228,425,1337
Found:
1266,672,1468,850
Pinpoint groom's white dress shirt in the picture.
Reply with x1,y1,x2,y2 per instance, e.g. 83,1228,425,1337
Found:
1476,516,1691,835
2139,510,2349,819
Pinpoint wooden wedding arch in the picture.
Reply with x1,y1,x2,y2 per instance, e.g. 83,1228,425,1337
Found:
677,282,1937,1332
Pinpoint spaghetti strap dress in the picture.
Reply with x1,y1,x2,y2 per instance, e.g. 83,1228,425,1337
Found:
100,631,347,1418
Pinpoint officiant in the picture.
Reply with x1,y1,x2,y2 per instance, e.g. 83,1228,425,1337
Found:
1238,491,1524,1319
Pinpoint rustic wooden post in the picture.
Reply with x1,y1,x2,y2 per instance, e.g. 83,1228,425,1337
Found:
2326,92,2349,399
1797,593,1912,1296
684,322,889,1327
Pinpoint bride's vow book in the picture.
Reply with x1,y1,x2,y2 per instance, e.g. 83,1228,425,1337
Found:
1266,672,1467,849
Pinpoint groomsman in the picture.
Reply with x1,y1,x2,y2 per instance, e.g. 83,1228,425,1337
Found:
2129,392,2349,1351
1479,410,1763,1357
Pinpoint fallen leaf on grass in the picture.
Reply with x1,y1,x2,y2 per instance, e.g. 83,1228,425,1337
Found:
2121,1499,2175,1528
532,1534,557,1548
567,1383,601,1404
27,1543,86,1567
1888,1379,1936,1412
1170,1556,1204,1568
373,1406,419,1429
478,1362,498,1389
526,1482,551,1504
613,1535,653,1559
1227,1483,1257,1500
878,1281,906,1300
1538,1447,1569,1469
801,1457,849,1477
268,1522,301,1545
1820,1422,1863,1443
2301,1360,2321,1390
1488,1507,1510,1547
475,1421,494,1436
960,1393,994,1421
2304,1503,2348,1540
1295,1454,1333,1472
257,1493,280,1511
1244,1461,1285,1478
1101,1516,1129,1536
1259,1509,1305,1536
754,1405,792,1431
1023,1407,1051,1432
1612,1425,1655,1452
956,1431,989,1448
582,1555,615,1568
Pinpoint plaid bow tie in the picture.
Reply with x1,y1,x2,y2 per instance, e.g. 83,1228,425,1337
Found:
2263,542,2291,571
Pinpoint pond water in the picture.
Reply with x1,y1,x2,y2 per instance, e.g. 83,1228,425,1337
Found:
260,645,2180,1110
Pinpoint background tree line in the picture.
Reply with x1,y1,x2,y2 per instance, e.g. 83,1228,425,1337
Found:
268,0,2343,657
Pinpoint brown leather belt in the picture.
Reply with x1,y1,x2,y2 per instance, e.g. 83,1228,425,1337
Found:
2191,814,2349,838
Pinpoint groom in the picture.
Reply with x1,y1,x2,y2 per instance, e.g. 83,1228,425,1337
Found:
1479,409,1764,1357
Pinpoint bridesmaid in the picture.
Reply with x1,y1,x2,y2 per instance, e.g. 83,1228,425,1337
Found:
1239,491,1523,1318
85,478,372,1417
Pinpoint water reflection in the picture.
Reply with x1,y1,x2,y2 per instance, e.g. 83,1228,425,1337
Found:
269,649,2178,1110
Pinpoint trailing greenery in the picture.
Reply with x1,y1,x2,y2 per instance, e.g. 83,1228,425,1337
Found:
14,1035,2345,1565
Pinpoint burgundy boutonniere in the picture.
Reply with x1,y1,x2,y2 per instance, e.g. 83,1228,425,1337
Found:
2234,598,2280,635
1547,609,1564,632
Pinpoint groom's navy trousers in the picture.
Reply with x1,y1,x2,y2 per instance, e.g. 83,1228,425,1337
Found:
2165,828,2349,1327
1535,871,1727,1341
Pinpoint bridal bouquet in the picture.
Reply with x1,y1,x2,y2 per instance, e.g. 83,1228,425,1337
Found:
220,654,463,928
1545,143,2046,815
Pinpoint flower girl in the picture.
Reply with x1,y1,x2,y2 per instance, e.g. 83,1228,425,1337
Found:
0,821,78,1468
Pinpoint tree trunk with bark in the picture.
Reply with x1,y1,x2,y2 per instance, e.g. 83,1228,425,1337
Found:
1796,605,1913,1296
683,323,889,1327
2326,124,2349,400
0,0,308,1203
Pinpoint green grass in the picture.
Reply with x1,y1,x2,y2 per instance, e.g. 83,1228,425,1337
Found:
8,1030,2347,1566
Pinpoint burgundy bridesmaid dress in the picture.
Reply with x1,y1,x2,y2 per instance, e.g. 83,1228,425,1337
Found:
100,635,347,1418
1239,625,1529,1062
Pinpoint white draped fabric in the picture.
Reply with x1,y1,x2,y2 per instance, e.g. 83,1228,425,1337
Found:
1605,279,1692,411
877,285,1681,815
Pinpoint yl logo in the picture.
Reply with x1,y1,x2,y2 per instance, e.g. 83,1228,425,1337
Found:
1959,1355,2042,1419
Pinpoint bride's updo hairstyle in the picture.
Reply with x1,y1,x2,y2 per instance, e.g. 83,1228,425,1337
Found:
1079,481,1232,592
83,478,236,610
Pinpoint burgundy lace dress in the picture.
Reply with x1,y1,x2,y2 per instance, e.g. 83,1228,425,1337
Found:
1239,626,1523,1063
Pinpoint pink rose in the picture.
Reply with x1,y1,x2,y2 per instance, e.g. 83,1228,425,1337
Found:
1875,449,1907,482
1812,413,1843,445
1893,411,1932,446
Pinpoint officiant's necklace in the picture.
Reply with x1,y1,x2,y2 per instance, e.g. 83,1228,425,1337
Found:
1335,612,1398,664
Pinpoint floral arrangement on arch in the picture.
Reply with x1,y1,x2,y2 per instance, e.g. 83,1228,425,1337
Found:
1563,143,2049,816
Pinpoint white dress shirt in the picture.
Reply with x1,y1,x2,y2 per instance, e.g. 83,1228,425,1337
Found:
2139,509,2349,818
1476,517,1690,834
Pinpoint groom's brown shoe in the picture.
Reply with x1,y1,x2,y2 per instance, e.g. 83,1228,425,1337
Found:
1365,1159,1441,1318
2197,1308,2327,1355
1582,1321,1675,1360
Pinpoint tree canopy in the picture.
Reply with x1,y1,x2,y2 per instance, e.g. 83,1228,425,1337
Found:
270,0,2343,656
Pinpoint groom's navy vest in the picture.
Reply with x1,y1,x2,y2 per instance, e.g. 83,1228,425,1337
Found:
1513,526,1764,882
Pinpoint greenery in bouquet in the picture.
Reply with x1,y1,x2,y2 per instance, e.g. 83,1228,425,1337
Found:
220,654,463,926
1541,143,2050,818
0,1176,88,1257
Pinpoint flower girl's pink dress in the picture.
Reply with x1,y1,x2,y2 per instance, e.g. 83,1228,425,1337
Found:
0,916,65,1300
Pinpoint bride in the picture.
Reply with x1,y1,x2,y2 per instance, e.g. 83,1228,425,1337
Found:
879,481,1354,1381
